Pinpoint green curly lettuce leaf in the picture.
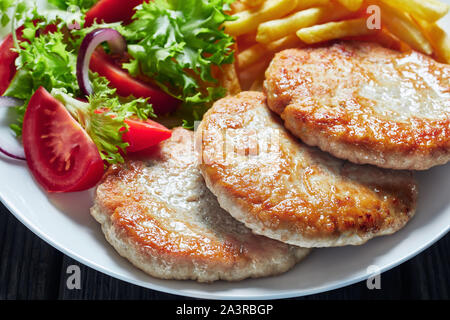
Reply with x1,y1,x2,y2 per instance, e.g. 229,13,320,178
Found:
0,0,14,27
52,81,154,164
121,0,236,127
48,0,98,11
2,2,153,164
5,28,81,135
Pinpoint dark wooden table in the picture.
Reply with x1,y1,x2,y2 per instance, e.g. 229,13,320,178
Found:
0,201,448,300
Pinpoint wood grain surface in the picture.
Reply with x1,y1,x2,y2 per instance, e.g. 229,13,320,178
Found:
0,201,448,300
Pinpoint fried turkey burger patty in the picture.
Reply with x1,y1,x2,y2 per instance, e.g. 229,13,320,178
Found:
91,128,309,282
196,91,418,247
264,41,450,170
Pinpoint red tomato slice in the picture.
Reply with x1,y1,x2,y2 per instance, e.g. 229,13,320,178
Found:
0,26,27,95
85,0,148,26
23,87,104,193
89,49,180,114
0,34,17,95
94,109,172,152
122,118,172,152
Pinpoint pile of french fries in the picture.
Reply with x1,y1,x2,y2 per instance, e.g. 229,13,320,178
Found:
223,0,450,91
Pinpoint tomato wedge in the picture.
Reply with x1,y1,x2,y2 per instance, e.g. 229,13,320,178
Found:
0,26,27,95
0,34,17,95
23,87,104,192
89,49,180,114
122,118,172,152
94,109,172,152
85,0,148,26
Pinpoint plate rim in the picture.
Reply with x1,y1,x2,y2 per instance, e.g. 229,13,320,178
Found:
1,189,449,300
1,0,450,299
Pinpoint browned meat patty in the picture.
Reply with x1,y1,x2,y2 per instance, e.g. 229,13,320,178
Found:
91,128,309,282
264,41,450,170
196,91,418,247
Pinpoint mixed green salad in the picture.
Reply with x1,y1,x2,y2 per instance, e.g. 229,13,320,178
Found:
0,0,235,192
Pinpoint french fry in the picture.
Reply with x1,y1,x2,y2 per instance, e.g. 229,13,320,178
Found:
239,35,305,70
218,63,242,95
230,1,249,14
416,19,450,63
296,0,329,11
224,0,298,36
337,0,363,12
265,34,305,52
239,57,272,91
212,61,242,95
257,8,324,44
378,2,433,55
346,27,411,52
249,76,265,92
296,18,375,44
238,43,269,69
231,0,450,91
236,32,258,51
242,0,266,8
380,0,450,23
256,5,352,44
375,28,411,52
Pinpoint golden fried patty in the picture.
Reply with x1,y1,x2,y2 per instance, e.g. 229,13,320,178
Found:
264,41,450,170
196,92,418,247
91,128,309,282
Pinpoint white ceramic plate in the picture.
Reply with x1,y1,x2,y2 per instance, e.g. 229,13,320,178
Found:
1,1,449,300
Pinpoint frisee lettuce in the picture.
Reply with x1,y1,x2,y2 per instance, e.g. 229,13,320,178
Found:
52,81,154,164
47,0,98,12
0,0,15,27
121,0,236,127
1,0,237,163
1,1,154,164
5,24,81,135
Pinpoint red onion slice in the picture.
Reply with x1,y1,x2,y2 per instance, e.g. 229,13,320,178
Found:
0,97,26,160
0,144,26,160
77,28,127,96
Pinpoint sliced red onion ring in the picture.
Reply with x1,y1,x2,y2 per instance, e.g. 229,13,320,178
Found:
0,96,24,108
0,97,26,160
0,144,25,160
77,28,127,96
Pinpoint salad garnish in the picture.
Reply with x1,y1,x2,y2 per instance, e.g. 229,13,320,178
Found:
120,0,236,127
0,0,236,192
